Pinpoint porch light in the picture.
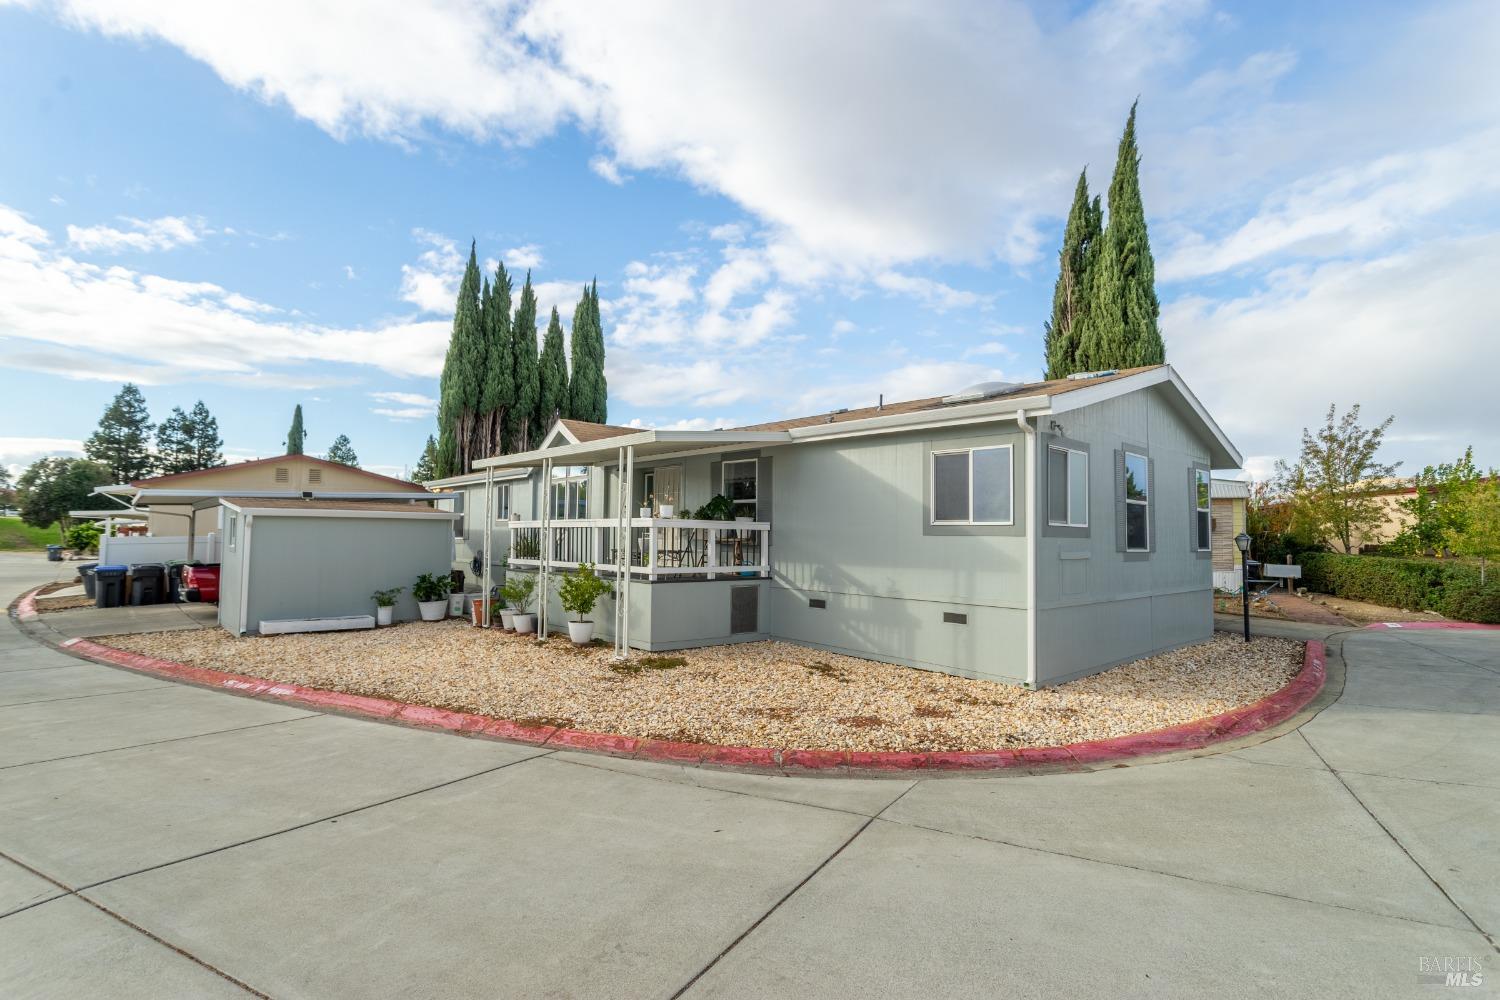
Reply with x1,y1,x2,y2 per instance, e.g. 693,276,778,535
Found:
1234,532,1251,643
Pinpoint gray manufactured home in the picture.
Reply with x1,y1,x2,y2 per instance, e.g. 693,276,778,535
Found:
429,364,1241,687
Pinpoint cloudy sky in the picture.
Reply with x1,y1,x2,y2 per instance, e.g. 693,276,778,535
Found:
0,0,1494,481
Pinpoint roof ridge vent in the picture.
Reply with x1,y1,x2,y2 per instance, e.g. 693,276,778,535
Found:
1064,369,1118,381
943,380,1022,405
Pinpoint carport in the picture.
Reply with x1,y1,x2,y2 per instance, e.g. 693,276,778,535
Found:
213,497,458,635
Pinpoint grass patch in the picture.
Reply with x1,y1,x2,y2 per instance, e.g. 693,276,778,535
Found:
0,517,58,551
610,654,687,675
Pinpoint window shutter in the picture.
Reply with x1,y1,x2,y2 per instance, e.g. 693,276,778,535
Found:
1189,468,1199,550
1147,458,1156,553
1114,449,1127,552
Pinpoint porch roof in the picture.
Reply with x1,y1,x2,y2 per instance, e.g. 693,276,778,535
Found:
472,429,793,470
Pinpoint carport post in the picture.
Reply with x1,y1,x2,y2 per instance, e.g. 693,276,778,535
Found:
482,466,493,627
539,456,550,640
186,507,197,563
614,446,625,659
622,445,633,657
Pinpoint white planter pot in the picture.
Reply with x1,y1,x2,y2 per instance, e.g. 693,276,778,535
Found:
567,620,594,645
658,503,674,517
499,610,516,630
448,593,466,617
513,613,536,634
417,599,448,622
638,507,652,519
375,605,394,627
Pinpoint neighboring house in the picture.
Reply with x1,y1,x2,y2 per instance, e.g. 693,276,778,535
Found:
454,365,1241,687
111,455,430,537
1331,477,1417,554
1210,478,1249,592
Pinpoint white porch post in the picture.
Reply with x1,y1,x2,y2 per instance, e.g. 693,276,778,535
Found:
622,445,634,655
539,456,550,640
186,508,197,563
482,467,493,628
614,446,625,659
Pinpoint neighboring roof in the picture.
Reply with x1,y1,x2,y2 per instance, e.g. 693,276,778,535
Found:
557,418,638,443
218,497,452,517
731,367,1155,432
131,454,428,492
1211,478,1251,499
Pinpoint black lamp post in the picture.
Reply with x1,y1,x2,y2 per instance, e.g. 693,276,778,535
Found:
1235,532,1252,643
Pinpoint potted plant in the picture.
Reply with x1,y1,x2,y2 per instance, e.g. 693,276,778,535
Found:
412,572,453,621
691,494,735,522
556,562,614,644
506,575,538,634
370,587,404,626
658,500,675,517
639,494,653,519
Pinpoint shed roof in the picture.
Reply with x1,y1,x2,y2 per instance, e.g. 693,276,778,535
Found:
1211,478,1251,499
131,454,428,492
219,497,451,516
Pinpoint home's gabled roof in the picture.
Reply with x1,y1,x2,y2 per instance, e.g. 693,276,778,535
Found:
731,367,1155,432
131,454,427,492
540,418,639,448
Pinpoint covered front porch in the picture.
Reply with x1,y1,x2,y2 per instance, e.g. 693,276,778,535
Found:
472,424,790,655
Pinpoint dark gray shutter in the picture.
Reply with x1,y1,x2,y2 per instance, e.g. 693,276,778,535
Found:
1189,468,1201,550
1147,457,1156,553
1114,449,1127,552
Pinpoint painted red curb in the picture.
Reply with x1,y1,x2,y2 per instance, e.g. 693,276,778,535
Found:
50,634,1328,774
14,586,41,621
1364,621,1500,631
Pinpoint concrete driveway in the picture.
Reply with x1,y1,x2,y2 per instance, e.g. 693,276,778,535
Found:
1,552,1494,998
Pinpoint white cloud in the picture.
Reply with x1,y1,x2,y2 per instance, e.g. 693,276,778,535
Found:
66,215,208,253
831,318,857,337
370,390,438,421
399,228,463,314
873,271,992,312
1166,233,1500,472
503,243,545,270
588,155,624,184
0,436,85,478
344,264,357,280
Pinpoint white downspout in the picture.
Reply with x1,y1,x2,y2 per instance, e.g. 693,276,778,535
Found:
539,457,550,640
482,468,493,628
623,445,634,656
1016,410,1037,688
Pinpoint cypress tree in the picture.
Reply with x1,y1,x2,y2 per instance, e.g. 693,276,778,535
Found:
187,401,224,470
1043,170,1102,379
285,404,306,455
435,427,457,480
85,383,155,481
538,306,569,433
507,272,540,452
326,434,359,467
1076,101,1165,371
567,280,608,423
436,242,485,473
478,263,515,457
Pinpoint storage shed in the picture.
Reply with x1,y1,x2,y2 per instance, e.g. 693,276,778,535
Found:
215,497,459,635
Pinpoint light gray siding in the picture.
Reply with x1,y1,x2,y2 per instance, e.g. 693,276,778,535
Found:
763,424,1029,684
231,515,453,635
513,571,770,651
1033,385,1215,684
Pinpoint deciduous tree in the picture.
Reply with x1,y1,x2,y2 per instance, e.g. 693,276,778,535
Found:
16,458,112,540
1274,404,1400,554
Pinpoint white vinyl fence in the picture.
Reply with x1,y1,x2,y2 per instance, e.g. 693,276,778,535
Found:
99,533,219,566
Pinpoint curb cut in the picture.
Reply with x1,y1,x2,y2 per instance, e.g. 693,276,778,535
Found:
42,625,1328,776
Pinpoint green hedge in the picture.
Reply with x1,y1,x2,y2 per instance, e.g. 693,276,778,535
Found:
1297,552,1500,624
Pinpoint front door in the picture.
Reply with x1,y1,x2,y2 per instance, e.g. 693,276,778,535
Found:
653,466,682,514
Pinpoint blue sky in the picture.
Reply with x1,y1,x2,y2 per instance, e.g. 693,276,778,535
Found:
1,0,1495,481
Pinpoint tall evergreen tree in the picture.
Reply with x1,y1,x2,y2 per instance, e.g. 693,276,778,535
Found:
436,242,485,474
187,401,224,470
478,263,515,458
1043,170,1103,379
567,280,608,423
155,407,196,475
411,435,438,483
1076,101,1164,371
435,426,457,480
538,306,569,432
508,272,541,451
84,383,155,481
326,434,359,467
285,404,306,455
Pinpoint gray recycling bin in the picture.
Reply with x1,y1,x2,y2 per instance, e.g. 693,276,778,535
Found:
46,545,63,562
79,563,99,599
93,565,127,608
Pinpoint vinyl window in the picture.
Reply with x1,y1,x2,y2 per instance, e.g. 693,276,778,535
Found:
1194,469,1211,551
722,459,758,520
227,513,239,551
1047,446,1089,528
931,445,1013,525
1124,451,1150,551
549,466,589,520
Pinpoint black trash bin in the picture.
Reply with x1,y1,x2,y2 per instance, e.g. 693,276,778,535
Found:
128,563,166,606
165,561,185,603
78,563,99,599
93,565,128,608
46,544,63,562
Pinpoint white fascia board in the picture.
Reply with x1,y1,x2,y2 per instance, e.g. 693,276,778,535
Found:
785,395,1051,443
424,468,532,489
473,431,790,469
229,507,460,520
1046,366,1243,469
539,422,580,448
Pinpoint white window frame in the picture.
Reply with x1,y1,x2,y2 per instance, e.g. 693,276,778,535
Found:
493,483,511,522
227,513,239,551
1124,450,1150,552
1047,445,1089,528
721,458,758,520
1194,468,1211,551
930,445,1014,526
549,466,589,520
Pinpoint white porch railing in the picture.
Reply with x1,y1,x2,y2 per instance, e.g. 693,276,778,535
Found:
508,518,769,579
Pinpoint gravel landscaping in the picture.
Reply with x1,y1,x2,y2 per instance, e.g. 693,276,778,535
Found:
97,624,1303,752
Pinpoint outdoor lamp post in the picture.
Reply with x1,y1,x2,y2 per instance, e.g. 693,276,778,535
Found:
1235,532,1252,643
